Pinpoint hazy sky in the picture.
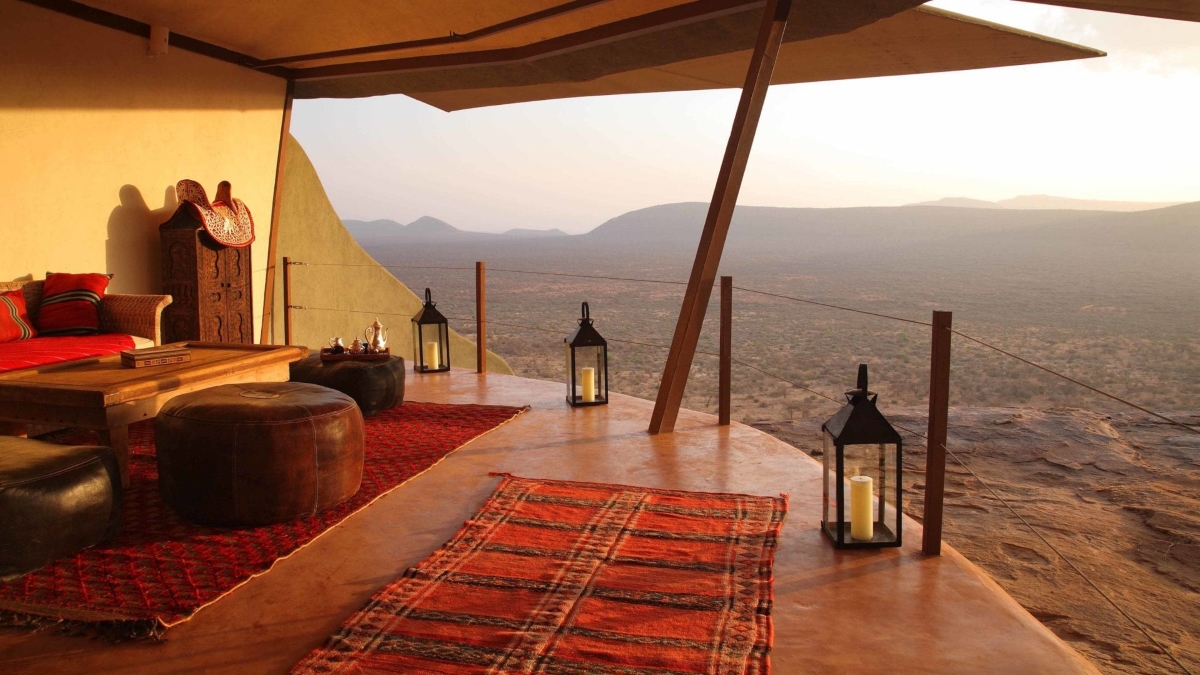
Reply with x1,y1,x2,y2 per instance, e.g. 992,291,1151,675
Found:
291,1,1200,234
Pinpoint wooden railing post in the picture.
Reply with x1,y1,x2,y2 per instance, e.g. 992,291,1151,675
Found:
923,310,953,555
719,276,732,425
282,256,293,346
476,261,487,374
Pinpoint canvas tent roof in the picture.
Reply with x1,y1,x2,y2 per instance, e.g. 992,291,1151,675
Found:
387,7,1105,112
36,0,1103,110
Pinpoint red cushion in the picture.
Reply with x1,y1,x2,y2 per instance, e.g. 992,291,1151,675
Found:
36,272,111,336
0,334,135,373
0,290,37,343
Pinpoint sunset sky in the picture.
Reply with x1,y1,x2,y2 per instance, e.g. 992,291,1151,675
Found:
291,0,1200,234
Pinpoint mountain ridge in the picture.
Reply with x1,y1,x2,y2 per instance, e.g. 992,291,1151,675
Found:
343,217,568,242
345,197,1196,245
908,194,1184,211
342,202,1200,296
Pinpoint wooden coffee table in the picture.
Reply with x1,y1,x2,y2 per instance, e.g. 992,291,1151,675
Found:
0,342,308,486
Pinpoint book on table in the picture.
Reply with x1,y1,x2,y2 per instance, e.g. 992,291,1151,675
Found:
120,345,192,368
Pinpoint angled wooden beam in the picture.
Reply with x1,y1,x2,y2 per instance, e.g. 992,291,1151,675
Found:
649,0,790,434
260,80,295,344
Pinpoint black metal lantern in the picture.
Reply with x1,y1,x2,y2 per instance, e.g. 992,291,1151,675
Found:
411,288,450,373
821,364,903,549
564,302,608,406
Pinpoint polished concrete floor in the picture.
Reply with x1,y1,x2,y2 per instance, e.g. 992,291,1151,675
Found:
0,370,1098,674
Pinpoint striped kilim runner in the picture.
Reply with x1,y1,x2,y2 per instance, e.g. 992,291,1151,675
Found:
294,474,787,675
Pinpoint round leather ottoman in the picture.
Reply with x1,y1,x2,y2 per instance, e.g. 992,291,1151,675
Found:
0,437,122,581
289,355,405,418
155,382,364,527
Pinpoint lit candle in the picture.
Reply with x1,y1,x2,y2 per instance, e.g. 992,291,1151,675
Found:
424,341,440,370
850,475,874,541
581,367,596,403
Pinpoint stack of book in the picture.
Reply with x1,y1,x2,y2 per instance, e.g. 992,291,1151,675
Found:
120,345,192,368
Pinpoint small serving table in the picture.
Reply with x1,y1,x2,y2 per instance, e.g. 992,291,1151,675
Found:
0,342,308,487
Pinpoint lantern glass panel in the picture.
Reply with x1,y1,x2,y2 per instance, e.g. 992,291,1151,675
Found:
823,439,901,547
412,319,450,373
568,345,607,405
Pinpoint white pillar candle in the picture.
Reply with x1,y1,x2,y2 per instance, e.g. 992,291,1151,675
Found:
424,341,440,370
850,475,874,541
581,367,596,403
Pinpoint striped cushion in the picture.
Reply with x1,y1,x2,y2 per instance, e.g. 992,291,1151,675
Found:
0,290,37,343
36,272,111,337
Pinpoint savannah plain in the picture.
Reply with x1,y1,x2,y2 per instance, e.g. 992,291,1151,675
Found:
345,201,1199,673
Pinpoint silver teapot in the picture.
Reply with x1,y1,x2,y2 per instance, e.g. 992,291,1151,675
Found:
348,338,365,355
365,318,388,353
328,336,345,354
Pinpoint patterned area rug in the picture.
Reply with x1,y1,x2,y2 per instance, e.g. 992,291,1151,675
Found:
294,474,787,675
0,402,525,639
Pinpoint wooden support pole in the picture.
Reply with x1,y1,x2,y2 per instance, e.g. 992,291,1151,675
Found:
922,310,953,556
283,256,293,347
260,80,295,345
476,261,487,374
719,276,732,425
649,0,791,435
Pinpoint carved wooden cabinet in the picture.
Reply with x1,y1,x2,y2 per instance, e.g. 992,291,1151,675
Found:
160,207,254,344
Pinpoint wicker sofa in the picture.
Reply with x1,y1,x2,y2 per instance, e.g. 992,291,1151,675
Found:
0,279,172,374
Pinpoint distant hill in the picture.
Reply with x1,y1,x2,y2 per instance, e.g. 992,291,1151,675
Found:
908,194,1184,212
503,228,568,238
575,201,1169,253
909,197,1001,209
342,217,567,243
998,195,1184,211
406,215,458,235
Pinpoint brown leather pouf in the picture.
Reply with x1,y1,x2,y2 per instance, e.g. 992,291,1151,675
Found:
155,382,364,527
0,438,122,580
290,355,405,418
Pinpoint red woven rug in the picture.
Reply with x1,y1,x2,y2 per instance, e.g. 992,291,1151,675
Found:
294,474,787,675
0,402,525,639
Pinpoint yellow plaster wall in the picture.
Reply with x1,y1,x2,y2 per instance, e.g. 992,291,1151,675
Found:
0,0,286,337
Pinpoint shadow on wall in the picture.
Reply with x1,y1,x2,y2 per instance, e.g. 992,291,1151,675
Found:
106,184,178,294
